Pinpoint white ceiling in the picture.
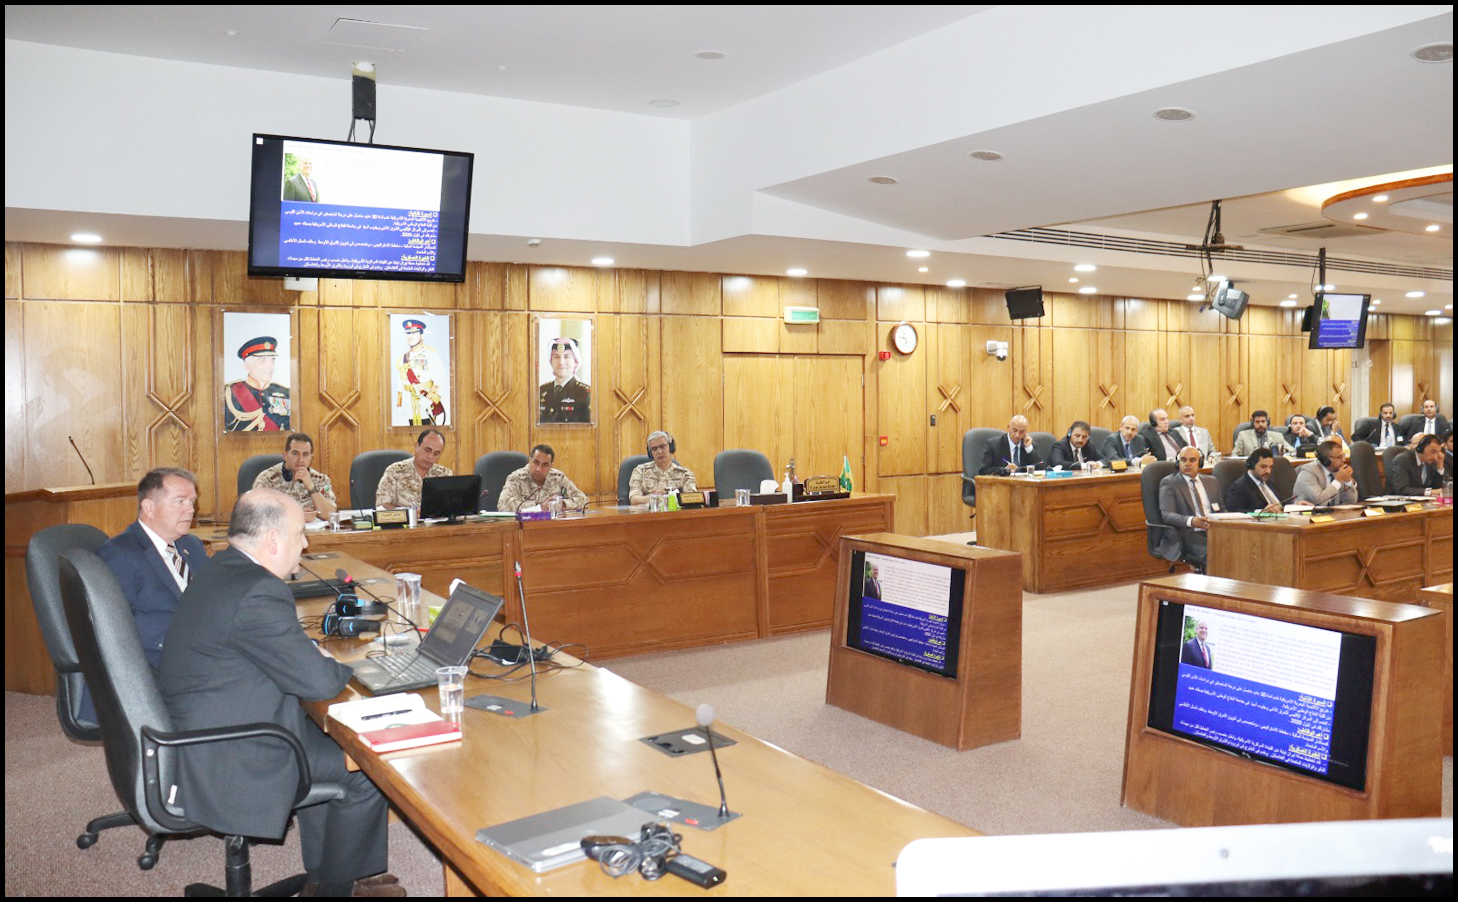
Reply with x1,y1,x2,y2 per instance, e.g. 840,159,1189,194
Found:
4,5,1453,317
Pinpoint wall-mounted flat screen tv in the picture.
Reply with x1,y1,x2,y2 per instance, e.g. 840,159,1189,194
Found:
1308,292,1371,350
844,549,965,678
248,134,473,283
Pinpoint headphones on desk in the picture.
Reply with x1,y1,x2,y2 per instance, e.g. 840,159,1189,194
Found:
646,431,676,456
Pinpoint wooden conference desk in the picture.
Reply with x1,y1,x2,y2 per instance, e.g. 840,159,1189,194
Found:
202,494,894,661
1206,504,1453,603
975,469,1165,593
303,554,980,896
1416,582,1452,758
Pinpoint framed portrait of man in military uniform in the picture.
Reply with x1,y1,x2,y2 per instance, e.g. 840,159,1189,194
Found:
221,310,294,434
535,317,593,426
389,312,453,428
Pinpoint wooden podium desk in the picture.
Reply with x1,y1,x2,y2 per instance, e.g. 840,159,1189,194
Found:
1206,504,1453,602
975,470,1165,593
303,555,980,896
1417,582,1453,756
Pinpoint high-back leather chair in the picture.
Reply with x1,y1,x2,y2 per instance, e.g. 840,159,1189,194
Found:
236,454,283,499
1347,441,1381,500
1087,426,1113,452
59,548,345,896
714,450,774,499
349,450,410,511
960,428,1005,509
1398,414,1427,441
1230,421,1252,450
1139,461,1185,570
618,455,650,504
1269,456,1297,502
1030,432,1056,464
1350,416,1378,444
1212,459,1246,505
475,451,529,512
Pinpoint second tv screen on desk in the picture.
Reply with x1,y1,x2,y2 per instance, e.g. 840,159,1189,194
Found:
845,550,965,678
1146,599,1376,791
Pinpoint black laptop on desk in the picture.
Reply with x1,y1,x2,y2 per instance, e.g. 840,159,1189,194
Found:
349,582,502,694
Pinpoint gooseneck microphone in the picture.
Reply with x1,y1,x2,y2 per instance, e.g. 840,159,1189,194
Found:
515,561,541,713
336,567,389,616
68,436,96,485
696,703,730,819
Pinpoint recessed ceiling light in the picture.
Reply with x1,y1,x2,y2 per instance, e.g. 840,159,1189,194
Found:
591,257,614,266
1069,278,1079,283
1279,300,1298,308
1353,212,1368,220
786,268,808,277
1288,294,1298,299
1074,264,1096,272
1406,291,1426,298
1187,294,1205,302
70,233,103,243
648,99,679,107
967,150,1003,162
917,267,929,273
1153,107,1196,122
1372,194,1389,203
868,176,898,185
1208,274,1227,283
1425,310,1441,316
1078,286,1097,294
1411,42,1453,63
695,51,726,60
1446,304,1453,310
1320,284,1336,291
1425,224,1441,232
906,250,930,258
946,279,966,288
1371,299,1382,305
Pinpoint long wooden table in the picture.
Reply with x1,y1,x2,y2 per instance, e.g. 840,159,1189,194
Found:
1206,504,1453,602
200,494,894,661
975,470,1165,593
303,553,981,896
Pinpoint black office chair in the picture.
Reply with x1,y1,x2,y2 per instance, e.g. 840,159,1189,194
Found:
1350,417,1378,445
714,450,774,499
1270,456,1297,502
236,454,284,498
1139,461,1202,573
1212,459,1246,506
59,548,345,897
1230,421,1252,450
1087,426,1113,452
960,428,1005,511
1398,414,1427,441
1348,441,1381,500
617,455,650,504
475,451,529,512
1029,432,1056,464
348,450,410,511
1385,448,1416,494
27,524,164,866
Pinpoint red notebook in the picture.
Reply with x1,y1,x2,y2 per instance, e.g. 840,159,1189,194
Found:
357,720,462,753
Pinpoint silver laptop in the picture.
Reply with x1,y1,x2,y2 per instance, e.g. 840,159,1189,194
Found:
476,797,651,873
349,583,502,694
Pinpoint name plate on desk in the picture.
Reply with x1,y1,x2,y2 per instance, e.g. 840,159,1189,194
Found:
1363,507,1386,517
803,475,840,494
1109,460,1128,471
375,509,409,529
1310,514,1336,523
1405,503,1426,513
678,491,707,508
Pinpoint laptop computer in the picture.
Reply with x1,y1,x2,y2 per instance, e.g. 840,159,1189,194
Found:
349,582,503,694
476,796,651,873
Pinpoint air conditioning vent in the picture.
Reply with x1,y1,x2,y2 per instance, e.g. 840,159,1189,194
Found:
1259,222,1383,240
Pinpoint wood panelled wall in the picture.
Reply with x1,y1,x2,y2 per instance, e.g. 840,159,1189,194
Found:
5,241,1452,536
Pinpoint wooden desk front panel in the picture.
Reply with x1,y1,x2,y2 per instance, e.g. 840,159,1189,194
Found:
762,494,894,633
977,473,1167,593
517,507,763,658
1417,583,1453,757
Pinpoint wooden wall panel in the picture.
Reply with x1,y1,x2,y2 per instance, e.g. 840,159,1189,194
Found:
966,325,1015,430
927,324,973,473
724,355,791,479
660,316,722,482
20,243,120,301
1185,333,1223,436
661,271,720,316
877,285,925,324
528,266,602,313
794,355,863,481
5,299,23,487
878,474,929,538
722,275,779,318
121,303,201,495
23,300,125,487
816,280,873,320
876,321,926,476
1051,328,1093,435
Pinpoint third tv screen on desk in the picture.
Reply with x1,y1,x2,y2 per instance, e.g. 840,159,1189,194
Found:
845,549,965,678
1146,599,1376,791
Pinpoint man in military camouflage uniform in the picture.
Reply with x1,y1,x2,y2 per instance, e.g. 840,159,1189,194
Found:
395,319,448,426
628,430,696,505
251,432,337,521
497,445,589,512
224,336,291,432
538,337,591,423
375,429,452,510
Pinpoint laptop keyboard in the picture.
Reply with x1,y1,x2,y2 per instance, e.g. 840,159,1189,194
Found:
372,652,438,684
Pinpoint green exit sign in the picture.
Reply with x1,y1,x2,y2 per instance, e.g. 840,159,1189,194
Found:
783,306,820,325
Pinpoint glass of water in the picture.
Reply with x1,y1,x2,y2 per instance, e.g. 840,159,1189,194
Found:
436,665,467,724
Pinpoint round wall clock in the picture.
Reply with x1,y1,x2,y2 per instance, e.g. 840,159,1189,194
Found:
892,321,918,355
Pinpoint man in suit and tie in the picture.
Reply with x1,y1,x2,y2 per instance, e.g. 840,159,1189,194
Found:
1049,420,1103,470
1141,408,1187,461
1312,406,1347,445
862,562,882,600
283,157,320,202
979,414,1041,474
1287,414,1321,455
1410,398,1450,446
1367,403,1407,449
1223,448,1285,514
158,489,402,897
83,467,209,723
1181,621,1214,669
1176,406,1216,458
1292,441,1359,505
1388,434,1447,496
1231,410,1294,457
1100,415,1157,465
1156,446,1221,570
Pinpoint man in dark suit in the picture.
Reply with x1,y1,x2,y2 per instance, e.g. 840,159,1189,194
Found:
1181,621,1213,669
862,562,882,599
1101,415,1156,465
1366,403,1407,449
1141,408,1187,461
1223,448,1284,514
157,489,401,897
1286,414,1321,455
1049,420,1103,470
1411,398,1450,445
979,414,1040,474
83,468,208,723
1387,435,1446,496
1312,406,1347,444
283,158,320,202
1156,446,1221,570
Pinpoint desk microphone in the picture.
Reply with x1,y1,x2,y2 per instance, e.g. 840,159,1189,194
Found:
516,561,541,713
696,704,730,820
68,436,96,485
335,567,389,616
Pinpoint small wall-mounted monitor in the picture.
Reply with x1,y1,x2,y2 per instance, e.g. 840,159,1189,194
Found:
1146,599,1376,791
1005,286,1045,320
844,549,966,678
420,474,483,523
1211,282,1250,320
1308,292,1372,350
248,134,474,283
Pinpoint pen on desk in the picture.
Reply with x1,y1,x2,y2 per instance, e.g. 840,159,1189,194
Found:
361,709,412,721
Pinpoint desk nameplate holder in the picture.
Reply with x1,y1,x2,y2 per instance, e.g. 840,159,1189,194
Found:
466,694,548,718
375,509,408,529
639,726,736,756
